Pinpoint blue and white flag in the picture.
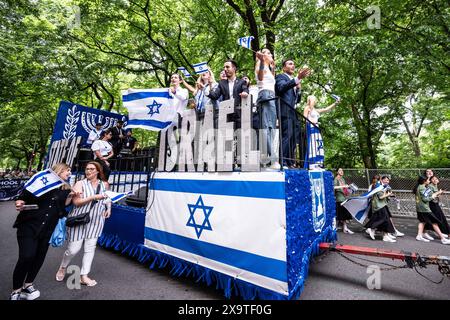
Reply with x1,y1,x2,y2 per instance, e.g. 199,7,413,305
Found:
122,88,176,131
304,123,324,169
24,169,65,197
104,190,132,203
177,67,191,78
193,62,208,75
341,184,385,224
237,36,254,49
145,172,288,296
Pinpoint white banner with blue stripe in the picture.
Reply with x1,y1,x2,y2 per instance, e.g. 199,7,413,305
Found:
341,184,385,224
145,172,288,295
122,88,176,131
24,169,65,197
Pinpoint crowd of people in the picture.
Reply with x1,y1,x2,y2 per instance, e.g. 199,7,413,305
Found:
10,162,111,300
165,51,342,169
0,169,36,180
85,120,139,180
334,168,449,245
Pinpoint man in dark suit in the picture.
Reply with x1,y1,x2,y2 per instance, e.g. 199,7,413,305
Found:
208,59,249,129
275,60,311,168
110,120,126,158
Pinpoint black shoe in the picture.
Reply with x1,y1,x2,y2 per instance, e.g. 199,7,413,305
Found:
20,285,40,300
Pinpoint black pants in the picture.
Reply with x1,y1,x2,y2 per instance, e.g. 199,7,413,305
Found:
13,234,50,290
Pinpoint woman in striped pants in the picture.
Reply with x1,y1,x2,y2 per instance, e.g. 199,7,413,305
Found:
55,161,111,286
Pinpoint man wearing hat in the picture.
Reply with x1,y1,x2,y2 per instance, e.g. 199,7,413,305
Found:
86,122,103,146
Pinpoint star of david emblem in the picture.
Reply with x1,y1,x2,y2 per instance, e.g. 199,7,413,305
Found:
40,176,49,186
186,195,213,239
146,100,162,117
317,139,324,150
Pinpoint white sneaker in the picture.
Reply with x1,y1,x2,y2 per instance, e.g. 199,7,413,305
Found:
394,230,405,237
441,238,450,245
422,233,434,241
442,234,449,239
367,228,375,240
416,235,430,242
387,233,397,240
383,235,396,242
343,227,354,235
19,285,40,300
269,162,281,170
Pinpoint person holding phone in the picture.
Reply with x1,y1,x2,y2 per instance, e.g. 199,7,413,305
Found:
10,163,74,300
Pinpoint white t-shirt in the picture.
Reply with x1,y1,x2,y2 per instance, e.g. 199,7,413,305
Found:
91,140,113,158
170,87,189,114
87,128,102,145
256,66,275,92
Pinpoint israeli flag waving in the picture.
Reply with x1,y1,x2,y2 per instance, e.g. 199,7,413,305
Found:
122,88,176,131
193,62,208,75
24,169,65,197
341,184,385,224
104,190,132,203
177,67,191,78
237,36,254,49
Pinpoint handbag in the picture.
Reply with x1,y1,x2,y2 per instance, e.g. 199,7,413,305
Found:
66,183,101,228
49,217,67,247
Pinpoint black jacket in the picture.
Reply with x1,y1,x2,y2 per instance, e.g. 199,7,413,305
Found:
275,73,302,118
208,78,249,108
13,188,71,239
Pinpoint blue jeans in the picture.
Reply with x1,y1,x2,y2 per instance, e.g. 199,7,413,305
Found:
257,90,278,163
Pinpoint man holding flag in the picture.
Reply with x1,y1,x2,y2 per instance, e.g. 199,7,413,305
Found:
10,163,74,300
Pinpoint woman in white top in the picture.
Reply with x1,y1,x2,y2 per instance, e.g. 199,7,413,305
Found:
91,128,113,180
55,161,111,286
182,68,218,119
303,95,340,169
169,73,189,115
255,49,280,169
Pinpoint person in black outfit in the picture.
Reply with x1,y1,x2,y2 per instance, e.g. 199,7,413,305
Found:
110,120,126,158
207,59,249,129
275,59,311,167
10,163,74,300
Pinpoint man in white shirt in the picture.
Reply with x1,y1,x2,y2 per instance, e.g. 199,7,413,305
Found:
86,122,103,146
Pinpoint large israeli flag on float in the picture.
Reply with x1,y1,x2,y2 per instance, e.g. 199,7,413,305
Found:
24,169,65,197
341,184,385,224
122,88,176,131
145,172,288,296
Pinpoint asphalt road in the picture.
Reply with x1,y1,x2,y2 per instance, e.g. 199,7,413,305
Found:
1,201,449,301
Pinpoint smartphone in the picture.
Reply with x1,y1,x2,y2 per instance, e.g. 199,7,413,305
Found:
22,204,39,210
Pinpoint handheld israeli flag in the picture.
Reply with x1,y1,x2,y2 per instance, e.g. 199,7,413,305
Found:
24,169,66,197
341,184,385,224
122,88,176,131
193,62,208,75
238,36,254,49
104,190,132,203
177,67,191,78
49,217,67,247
